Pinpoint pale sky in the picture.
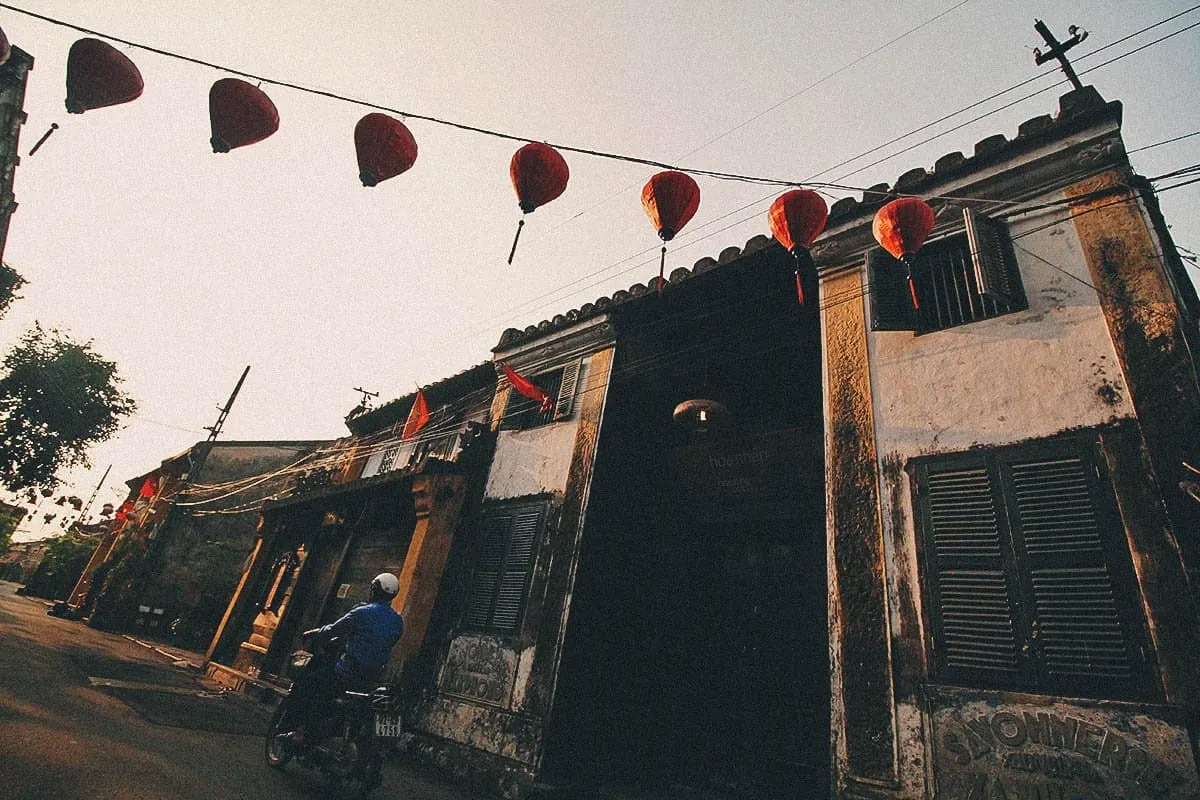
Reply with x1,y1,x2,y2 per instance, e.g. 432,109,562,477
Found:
4,1,1198,540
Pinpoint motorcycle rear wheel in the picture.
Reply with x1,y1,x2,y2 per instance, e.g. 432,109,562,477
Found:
265,700,296,769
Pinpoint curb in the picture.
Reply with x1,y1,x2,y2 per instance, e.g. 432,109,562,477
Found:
121,634,205,672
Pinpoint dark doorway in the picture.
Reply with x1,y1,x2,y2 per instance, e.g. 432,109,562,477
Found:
542,245,829,798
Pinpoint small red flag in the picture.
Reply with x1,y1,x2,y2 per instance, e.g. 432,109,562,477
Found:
500,363,553,415
402,389,431,441
139,477,156,498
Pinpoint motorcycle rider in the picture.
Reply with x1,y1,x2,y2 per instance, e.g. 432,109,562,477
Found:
290,572,404,743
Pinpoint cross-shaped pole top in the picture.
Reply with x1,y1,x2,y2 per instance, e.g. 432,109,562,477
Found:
1033,19,1088,91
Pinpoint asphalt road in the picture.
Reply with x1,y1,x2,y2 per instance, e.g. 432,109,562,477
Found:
0,581,490,800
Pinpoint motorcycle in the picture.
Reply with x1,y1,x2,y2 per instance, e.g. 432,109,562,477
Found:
264,632,403,797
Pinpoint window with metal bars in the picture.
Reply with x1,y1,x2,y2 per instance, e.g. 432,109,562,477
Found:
911,435,1153,700
499,360,581,430
464,498,548,634
870,208,1026,333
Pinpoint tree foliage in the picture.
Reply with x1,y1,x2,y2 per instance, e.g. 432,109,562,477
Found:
0,262,26,319
23,531,98,600
0,324,136,491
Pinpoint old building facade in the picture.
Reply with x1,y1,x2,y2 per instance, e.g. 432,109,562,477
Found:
201,87,1199,799
71,439,327,649
206,364,496,691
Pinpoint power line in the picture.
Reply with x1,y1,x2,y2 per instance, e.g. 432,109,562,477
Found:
1128,130,1200,155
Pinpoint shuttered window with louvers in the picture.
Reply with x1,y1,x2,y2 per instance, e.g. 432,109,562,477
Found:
924,461,1022,679
869,210,1026,334
914,436,1152,700
464,499,548,633
1003,455,1137,689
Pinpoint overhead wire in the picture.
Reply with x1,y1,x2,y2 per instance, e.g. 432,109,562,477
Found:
9,4,1198,501
186,170,1200,508
456,8,1200,340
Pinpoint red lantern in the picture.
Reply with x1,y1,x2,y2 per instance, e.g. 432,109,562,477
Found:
65,38,144,114
642,171,700,294
507,143,569,264
209,78,279,153
355,113,417,187
769,189,828,305
0,27,10,67
872,197,935,310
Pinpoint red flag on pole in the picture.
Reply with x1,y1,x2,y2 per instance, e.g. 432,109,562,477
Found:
500,363,553,415
139,477,156,498
402,389,431,441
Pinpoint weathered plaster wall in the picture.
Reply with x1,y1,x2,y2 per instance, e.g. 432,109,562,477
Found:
868,211,1133,455
412,347,613,793
852,196,1137,798
483,377,587,500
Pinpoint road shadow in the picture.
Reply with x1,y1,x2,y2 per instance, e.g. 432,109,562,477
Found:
98,685,274,736
69,651,197,687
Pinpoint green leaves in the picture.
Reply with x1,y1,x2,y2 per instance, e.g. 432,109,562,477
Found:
0,324,136,491
0,262,25,320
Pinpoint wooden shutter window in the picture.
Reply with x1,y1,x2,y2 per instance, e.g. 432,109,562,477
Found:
868,249,918,332
917,438,1150,700
553,359,581,421
1005,456,1135,681
489,506,543,631
465,500,548,633
924,463,1021,676
465,514,507,629
964,207,1020,305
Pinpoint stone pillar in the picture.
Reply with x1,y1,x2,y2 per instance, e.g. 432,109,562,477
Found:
391,474,468,674
821,265,897,788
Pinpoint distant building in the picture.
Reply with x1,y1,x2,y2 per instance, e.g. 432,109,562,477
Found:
206,363,495,689
70,439,329,649
0,538,47,583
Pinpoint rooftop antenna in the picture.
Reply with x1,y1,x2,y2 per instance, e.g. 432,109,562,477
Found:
1033,19,1088,91
348,386,379,418
204,365,250,443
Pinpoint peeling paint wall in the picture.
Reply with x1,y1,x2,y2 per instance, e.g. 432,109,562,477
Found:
869,216,1133,457
410,345,614,792
484,386,585,499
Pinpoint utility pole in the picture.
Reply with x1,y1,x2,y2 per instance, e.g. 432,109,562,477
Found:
73,464,111,530
1033,19,1088,91
204,365,251,443
192,365,250,485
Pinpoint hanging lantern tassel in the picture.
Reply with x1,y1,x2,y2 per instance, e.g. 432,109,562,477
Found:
28,123,59,156
507,218,526,265
658,245,668,295
790,246,817,306
904,258,921,310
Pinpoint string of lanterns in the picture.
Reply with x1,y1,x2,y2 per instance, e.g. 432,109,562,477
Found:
14,32,938,309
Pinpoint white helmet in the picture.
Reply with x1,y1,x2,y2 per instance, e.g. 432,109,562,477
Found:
372,572,400,597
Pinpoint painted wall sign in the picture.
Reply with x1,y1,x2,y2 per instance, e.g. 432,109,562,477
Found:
927,685,1200,799
438,634,517,708
668,428,817,514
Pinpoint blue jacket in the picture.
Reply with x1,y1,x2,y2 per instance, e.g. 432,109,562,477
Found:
319,601,404,685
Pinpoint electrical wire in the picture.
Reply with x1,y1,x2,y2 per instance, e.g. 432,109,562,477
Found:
460,13,1200,339
179,175,1200,509
1128,130,1200,155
